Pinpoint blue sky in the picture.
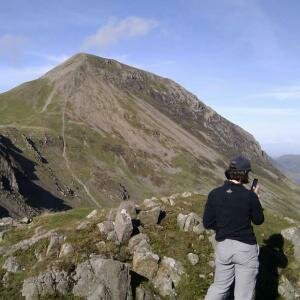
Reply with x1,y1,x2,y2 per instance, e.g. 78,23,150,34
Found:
0,0,299,157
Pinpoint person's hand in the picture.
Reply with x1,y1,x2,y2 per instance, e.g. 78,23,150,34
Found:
254,184,260,197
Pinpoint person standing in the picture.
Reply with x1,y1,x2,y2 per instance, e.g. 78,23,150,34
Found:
203,156,264,300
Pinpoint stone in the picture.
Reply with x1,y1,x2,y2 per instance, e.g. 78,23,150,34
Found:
34,249,44,262
115,209,133,243
169,193,180,200
22,270,72,300
177,212,202,232
0,217,14,227
136,286,155,300
281,227,300,262
20,217,32,224
199,274,206,279
128,233,150,254
139,206,161,225
1,229,55,257
86,209,98,219
46,233,64,257
96,241,106,248
182,192,192,198
107,208,118,221
153,256,185,297
72,256,132,300
208,233,217,251
177,213,188,231
143,198,160,209
107,230,118,243
184,213,202,232
193,223,205,235
208,260,215,268
97,221,114,237
278,275,300,300
2,272,9,287
3,256,21,273
76,220,91,230
59,243,74,258
118,200,137,219
160,197,169,205
187,253,199,265
0,229,9,241
133,248,159,280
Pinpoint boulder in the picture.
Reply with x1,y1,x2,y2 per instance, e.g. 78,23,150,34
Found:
46,233,65,257
2,256,21,273
118,200,137,219
133,248,159,280
281,227,300,262
136,286,155,300
76,220,91,230
139,207,161,225
72,256,132,300
86,209,98,219
128,233,150,254
59,243,74,258
153,256,185,297
187,253,199,265
107,230,118,243
107,208,118,221
115,209,133,243
97,221,115,237
22,271,72,300
143,198,160,209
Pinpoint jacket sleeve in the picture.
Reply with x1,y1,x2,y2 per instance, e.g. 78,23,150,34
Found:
250,192,264,225
203,191,217,230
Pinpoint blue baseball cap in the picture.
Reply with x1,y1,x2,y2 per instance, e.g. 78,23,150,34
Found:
228,156,252,172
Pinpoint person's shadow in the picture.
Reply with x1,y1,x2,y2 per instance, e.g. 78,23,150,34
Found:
255,234,288,300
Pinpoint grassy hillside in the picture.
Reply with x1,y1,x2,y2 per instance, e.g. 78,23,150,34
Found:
275,155,300,184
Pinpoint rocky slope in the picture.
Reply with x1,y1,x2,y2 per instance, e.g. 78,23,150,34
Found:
0,193,299,299
274,155,300,184
0,53,299,220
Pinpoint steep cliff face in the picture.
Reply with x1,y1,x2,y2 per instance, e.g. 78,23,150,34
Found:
0,53,299,219
0,135,38,218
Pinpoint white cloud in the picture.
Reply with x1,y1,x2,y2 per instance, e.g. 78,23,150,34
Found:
83,16,159,49
0,34,28,63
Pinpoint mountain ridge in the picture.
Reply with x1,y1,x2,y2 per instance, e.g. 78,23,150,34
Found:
0,52,299,220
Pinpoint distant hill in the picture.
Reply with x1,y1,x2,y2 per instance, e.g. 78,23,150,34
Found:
0,53,299,220
274,155,300,184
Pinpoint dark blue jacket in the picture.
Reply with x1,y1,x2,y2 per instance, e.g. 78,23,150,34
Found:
203,181,264,244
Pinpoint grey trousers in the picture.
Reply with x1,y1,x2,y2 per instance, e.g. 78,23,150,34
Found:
205,239,259,300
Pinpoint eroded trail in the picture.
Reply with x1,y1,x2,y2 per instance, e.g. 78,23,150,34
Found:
61,97,101,208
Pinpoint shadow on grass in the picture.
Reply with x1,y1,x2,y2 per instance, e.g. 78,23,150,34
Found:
255,234,288,300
